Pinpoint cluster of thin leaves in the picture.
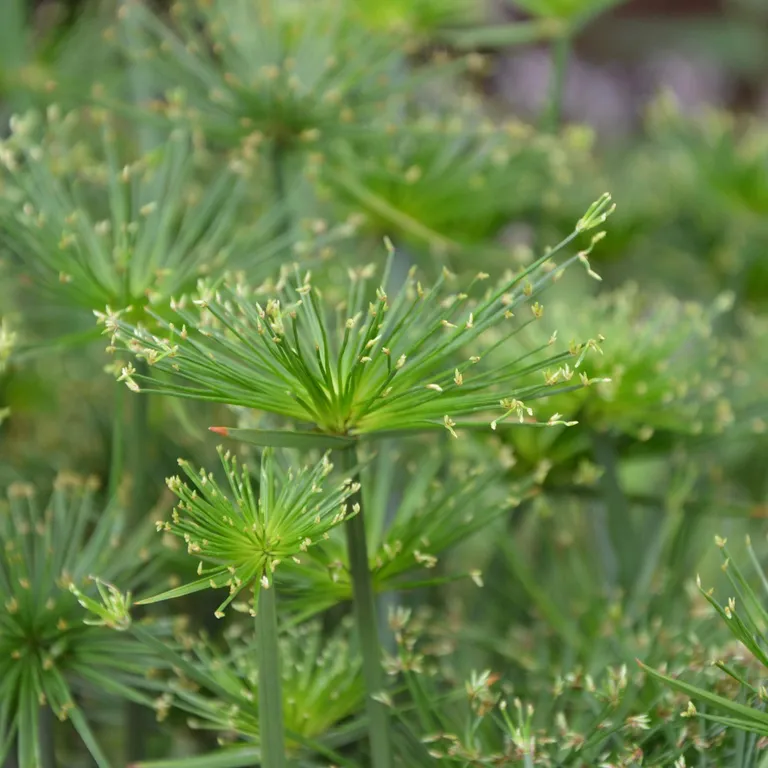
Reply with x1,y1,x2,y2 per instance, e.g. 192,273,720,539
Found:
279,444,532,619
518,281,742,439
111,0,459,151
0,474,167,767
0,107,282,315
316,111,590,256
643,535,768,742
381,606,675,767
153,618,365,763
142,447,359,618
101,195,613,443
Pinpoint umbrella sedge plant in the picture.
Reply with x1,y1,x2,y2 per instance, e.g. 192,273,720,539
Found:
123,446,358,768
277,444,534,622
126,618,365,768
0,471,170,768
97,191,614,767
641,535,768,742
112,0,473,152
0,106,285,321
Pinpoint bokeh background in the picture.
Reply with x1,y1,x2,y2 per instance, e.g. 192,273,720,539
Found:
1,0,767,766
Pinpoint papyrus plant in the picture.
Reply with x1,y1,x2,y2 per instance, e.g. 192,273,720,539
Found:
0,472,166,768
112,0,459,151
100,192,613,768
0,108,281,320
279,445,532,620
103,194,613,438
642,535,768,741
133,447,358,767
137,619,364,767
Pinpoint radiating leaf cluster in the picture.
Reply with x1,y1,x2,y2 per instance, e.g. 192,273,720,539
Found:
517,282,743,440
280,446,530,617
166,619,364,749
114,0,450,152
143,447,358,618
0,473,166,767
0,108,281,315
103,195,613,440
643,536,768,741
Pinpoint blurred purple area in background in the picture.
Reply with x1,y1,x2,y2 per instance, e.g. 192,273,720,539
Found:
495,0,768,135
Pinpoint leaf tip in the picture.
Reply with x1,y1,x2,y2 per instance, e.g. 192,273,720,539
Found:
209,426,229,436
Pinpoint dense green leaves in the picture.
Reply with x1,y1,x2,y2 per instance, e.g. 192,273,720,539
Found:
0,475,167,767
144,447,358,617
106,195,612,438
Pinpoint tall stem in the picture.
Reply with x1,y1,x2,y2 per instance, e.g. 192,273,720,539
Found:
339,445,392,768
544,33,570,132
125,360,151,762
257,582,287,768
107,383,125,501
270,140,292,241
591,429,630,591
39,705,56,768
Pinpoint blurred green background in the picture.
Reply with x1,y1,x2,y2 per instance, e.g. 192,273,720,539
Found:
1,0,767,766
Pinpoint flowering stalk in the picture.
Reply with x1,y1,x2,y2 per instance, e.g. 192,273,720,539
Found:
138,447,357,760
339,444,392,768
257,578,287,768
545,33,570,132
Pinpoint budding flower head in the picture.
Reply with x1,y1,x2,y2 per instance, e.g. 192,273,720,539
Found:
2,107,277,321
140,447,357,617
110,195,613,439
0,476,160,764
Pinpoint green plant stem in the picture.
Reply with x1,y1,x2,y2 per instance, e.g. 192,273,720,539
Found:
544,33,570,132
591,429,630,591
125,359,151,763
271,140,292,241
107,382,124,501
257,581,287,768
339,445,392,768
39,706,55,768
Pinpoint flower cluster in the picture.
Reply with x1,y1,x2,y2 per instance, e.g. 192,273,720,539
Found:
143,447,359,617
103,194,613,441
164,619,364,748
0,107,279,314
0,473,164,765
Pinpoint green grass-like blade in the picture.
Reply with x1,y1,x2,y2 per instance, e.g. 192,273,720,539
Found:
640,661,768,731
210,427,356,450
135,748,261,768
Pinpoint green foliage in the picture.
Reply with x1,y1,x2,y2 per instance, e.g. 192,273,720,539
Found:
144,447,358,617
0,0,766,765
0,108,279,315
643,536,768,741
166,619,364,747
103,196,611,438
0,474,166,767
281,445,526,616
115,0,430,150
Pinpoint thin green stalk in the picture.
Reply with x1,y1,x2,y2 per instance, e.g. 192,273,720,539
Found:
339,445,392,768
125,359,151,762
591,429,630,592
39,706,55,768
257,582,287,768
107,383,124,501
543,33,570,132
270,140,292,241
